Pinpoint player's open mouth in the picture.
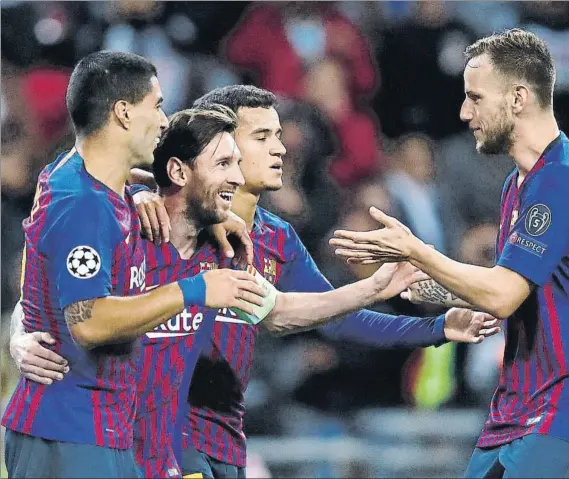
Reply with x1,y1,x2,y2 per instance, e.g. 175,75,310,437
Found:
270,162,283,171
155,137,161,145
218,191,234,205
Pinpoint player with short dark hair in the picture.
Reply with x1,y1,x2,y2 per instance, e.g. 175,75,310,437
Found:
1,52,265,479
174,85,500,479
330,28,569,478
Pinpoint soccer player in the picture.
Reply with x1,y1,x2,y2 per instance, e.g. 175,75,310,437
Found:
1,52,266,478
175,86,500,478
10,86,501,479
330,29,569,478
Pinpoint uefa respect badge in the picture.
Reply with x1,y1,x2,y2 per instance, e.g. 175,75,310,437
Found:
230,265,278,325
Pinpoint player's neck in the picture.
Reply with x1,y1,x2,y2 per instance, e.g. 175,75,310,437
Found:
231,188,260,231
163,196,200,259
511,112,559,183
76,135,130,197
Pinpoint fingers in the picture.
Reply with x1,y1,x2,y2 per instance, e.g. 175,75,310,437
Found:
30,333,68,366
39,332,56,345
155,202,171,243
234,299,255,315
137,205,153,242
218,234,235,261
22,373,55,386
334,248,379,259
400,290,411,301
20,363,64,381
368,206,399,228
237,278,266,299
145,203,161,244
232,229,254,267
237,291,265,307
411,271,431,283
347,258,384,265
331,230,377,243
478,326,501,337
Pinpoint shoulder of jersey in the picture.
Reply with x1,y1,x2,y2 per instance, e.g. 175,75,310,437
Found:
255,206,290,231
46,150,112,204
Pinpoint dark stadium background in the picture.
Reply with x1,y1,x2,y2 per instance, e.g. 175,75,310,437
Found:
2,1,568,477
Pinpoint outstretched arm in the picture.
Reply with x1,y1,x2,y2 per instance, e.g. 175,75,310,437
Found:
331,207,530,318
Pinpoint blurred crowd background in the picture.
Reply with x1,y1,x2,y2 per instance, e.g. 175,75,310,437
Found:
2,1,569,477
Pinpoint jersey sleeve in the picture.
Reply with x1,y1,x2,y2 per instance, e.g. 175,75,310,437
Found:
42,197,125,309
498,164,569,286
277,223,333,293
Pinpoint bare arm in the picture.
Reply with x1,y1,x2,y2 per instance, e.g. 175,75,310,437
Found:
261,262,420,336
407,243,530,318
65,270,265,349
401,279,473,308
331,208,530,318
262,276,382,336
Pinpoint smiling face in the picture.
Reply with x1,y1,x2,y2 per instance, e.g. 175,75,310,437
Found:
234,107,287,195
128,76,169,166
183,131,244,226
460,54,515,155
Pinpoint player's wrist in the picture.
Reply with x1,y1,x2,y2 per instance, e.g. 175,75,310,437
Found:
178,273,206,307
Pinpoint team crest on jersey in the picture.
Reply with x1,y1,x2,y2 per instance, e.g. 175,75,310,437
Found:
200,261,218,271
263,258,277,283
66,245,101,279
525,204,551,236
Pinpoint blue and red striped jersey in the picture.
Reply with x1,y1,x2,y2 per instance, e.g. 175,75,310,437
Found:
133,239,217,478
2,148,146,449
477,132,569,447
182,207,447,467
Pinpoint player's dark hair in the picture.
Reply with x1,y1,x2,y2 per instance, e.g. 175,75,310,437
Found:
193,85,277,113
465,28,555,108
153,104,238,188
66,51,158,137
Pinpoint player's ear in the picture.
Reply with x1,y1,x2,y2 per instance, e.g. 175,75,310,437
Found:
113,100,131,130
512,84,529,114
167,157,187,187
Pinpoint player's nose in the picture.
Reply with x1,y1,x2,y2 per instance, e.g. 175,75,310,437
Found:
271,137,286,157
460,100,473,122
228,163,245,186
159,109,169,130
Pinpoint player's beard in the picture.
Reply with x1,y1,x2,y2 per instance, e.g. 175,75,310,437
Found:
187,192,225,229
477,104,515,155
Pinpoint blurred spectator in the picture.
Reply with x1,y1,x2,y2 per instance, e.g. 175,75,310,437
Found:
435,131,512,258
260,99,340,257
303,58,382,187
374,1,475,139
458,223,504,406
384,133,446,252
225,2,383,188
224,2,376,100
519,1,569,131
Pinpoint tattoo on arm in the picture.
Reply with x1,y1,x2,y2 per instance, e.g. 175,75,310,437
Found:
415,280,459,305
64,299,95,328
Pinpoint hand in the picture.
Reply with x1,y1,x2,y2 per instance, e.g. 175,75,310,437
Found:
372,262,430,301
330,207,419,264
133,190,171,244
208,211,253,268
203,269,266,314
444,308,502,344
10,331,69,385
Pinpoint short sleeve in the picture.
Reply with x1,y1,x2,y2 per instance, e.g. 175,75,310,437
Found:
277,224,332,294
498,165,569,286
42,197,125,309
